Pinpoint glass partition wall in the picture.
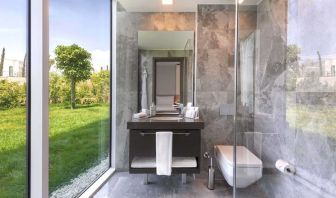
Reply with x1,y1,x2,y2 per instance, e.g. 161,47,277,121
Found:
0,1,28,197
49,0,111,197
236,0,336,197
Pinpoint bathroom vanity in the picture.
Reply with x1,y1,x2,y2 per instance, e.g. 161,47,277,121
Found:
127,116,204,174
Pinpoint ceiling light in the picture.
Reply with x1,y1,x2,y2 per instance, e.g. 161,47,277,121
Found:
239,0,245,4
162,0,173,5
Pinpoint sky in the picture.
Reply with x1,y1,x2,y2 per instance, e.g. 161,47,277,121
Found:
0,0,27,60
287,0,336,59
0,0,110,72
1,0,336,68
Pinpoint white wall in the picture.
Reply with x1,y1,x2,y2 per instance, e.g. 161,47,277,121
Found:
156,62,179,95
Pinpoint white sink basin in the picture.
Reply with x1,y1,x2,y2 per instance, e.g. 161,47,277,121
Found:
150,117,183,121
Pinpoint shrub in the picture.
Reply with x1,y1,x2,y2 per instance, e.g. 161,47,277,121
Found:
91,70,110,103
0,80,26,109
77,80,94,100
49,73,71,104
49,71,110,106
80,97,97,105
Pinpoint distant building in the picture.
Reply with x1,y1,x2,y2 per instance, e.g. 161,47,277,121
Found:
1,58,24,77
0,58,26,84
301,57,336,77
298,56,336,88
324,59,336,77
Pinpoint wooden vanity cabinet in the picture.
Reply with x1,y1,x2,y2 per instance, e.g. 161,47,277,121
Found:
127,118,204,174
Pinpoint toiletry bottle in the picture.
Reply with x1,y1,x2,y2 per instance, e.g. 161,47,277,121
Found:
150,102,156,117
178,104,184,117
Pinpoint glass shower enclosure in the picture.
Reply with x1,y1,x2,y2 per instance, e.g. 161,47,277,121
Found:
235,0,336,197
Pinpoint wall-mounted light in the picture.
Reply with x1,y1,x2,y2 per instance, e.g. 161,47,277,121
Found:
162,0,173,5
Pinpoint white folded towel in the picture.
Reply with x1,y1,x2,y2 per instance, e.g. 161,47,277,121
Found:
156,131,173,176
133,112,147,119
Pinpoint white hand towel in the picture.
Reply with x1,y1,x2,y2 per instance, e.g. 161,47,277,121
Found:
133,112,147,119
156,131,173,176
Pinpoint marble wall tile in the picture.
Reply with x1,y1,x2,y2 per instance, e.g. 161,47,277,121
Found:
136,13,195,31
196,5,257,170
255,172,332,198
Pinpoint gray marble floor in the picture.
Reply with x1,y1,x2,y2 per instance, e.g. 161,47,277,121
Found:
94,172,267,198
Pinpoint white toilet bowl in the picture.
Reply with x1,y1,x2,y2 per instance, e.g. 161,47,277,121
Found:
214,145,262,188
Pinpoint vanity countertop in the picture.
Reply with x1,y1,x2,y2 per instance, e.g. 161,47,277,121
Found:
127,116,204,130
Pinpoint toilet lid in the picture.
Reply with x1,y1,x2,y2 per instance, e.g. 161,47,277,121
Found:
216,145,262,168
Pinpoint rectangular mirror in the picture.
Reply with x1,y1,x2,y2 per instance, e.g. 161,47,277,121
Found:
138,31,195,114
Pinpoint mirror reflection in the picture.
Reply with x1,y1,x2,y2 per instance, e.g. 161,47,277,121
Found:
138,31,194,114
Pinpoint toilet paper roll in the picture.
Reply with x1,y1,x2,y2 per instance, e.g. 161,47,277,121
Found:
275,159,295,175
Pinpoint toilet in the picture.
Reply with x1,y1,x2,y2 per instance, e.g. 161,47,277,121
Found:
214,145,262,188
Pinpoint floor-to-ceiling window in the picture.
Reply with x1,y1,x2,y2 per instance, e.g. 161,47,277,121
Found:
0,0,28,197
49,0,111,197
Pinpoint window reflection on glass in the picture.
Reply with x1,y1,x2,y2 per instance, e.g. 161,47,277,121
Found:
286,0,336,138
0,0,28,197
49,0,110,197
237,0,336,197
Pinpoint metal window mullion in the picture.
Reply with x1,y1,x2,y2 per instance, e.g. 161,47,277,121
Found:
30,0,49,197
233,1,239,198
110,0,117,169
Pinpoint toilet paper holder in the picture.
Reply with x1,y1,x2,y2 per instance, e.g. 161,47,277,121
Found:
275,159,296,175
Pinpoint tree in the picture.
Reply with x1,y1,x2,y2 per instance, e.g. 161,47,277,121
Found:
287,45,300,61
22,54,27,77
317,51,323,77
54,44,92,109
286,45,301,91
0,48,5,76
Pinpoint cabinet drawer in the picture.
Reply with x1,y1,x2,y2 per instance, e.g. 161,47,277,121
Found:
130,130,156,157
172,130,200,156
129,130,201,157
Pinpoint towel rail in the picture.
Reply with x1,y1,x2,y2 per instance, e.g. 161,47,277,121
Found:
139,132,190,136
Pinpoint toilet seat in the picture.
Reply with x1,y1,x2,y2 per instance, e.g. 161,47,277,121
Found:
215,145,263,188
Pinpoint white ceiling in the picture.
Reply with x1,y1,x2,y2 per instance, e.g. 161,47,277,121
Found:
138,31,194,50
119,0,261,12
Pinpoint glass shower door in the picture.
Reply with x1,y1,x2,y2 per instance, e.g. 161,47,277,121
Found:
236,0,336,197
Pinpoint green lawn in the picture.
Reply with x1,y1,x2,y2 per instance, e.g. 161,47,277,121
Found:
0,105,110,197
287,104,336,138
